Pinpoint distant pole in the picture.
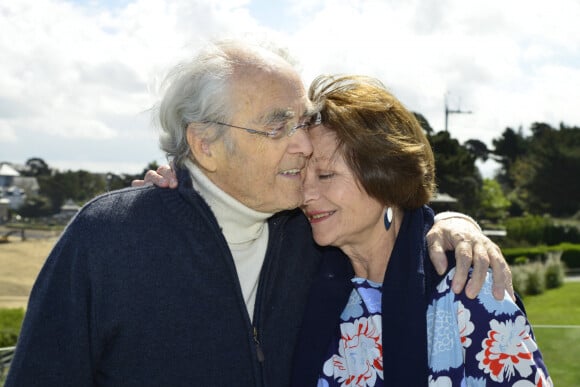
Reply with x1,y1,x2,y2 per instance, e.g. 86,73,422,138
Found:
444,92,472,132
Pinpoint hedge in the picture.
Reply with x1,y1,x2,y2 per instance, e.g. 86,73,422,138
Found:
502,243,580,270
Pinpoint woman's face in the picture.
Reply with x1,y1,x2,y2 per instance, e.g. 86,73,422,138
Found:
301,125,386,249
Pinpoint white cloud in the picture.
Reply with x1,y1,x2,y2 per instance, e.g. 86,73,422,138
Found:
289,0,580,149
1,0,579,178
0,0,263,170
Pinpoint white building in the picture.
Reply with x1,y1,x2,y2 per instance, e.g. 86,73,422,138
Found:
0,163,39,211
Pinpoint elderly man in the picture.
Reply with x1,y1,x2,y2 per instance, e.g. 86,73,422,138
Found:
6,40,510,387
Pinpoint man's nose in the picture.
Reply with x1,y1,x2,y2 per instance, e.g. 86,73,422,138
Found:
288,127,313,156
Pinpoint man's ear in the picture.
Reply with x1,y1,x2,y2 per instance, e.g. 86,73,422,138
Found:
186,124,218,172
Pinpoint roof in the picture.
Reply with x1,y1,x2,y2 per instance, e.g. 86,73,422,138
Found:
430,192,458,203
0,164,20,177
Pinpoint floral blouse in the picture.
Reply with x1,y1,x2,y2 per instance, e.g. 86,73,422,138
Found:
317,270,552,387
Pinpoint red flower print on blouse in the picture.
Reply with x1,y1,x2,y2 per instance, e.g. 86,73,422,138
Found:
476,315,538,383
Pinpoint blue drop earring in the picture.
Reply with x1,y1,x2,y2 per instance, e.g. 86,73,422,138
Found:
384,207,393,231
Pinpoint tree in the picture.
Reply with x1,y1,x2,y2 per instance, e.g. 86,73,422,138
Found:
523,123,580,215
478,179,510,221
109,161,161,189
490,123,580,216
429,131,482,214
464,139,490,162
491,127,528,190
413,112,434,136
22,157,51,177
38,170,107,213
16,195,53,219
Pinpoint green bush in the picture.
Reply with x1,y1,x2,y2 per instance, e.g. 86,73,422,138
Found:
560,244,580,269
504,215,580,245
502,243,580,269
509,258,566,296
511,265,529,298
544,255,566,289
524,262,546,295
505,215,551,245
0,308,25,347
502,246,546,264
513,256,529,265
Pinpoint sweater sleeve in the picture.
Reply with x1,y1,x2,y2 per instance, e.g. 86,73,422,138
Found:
427,269,553,386
5,217,98,386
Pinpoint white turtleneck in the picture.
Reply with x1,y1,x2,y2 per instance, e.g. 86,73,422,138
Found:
184,160,273,321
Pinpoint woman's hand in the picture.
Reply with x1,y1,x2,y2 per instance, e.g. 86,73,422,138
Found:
131,164,178,188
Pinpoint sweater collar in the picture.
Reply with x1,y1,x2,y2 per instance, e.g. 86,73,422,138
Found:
183,160,273,245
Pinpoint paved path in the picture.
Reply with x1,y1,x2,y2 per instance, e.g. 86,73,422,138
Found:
0,296,28,309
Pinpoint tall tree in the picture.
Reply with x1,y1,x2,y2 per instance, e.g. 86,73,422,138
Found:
491,123,580,216
22,157,51,177
524,123,580,215
491,127,528,189
429,131,482,213
464,139,490,162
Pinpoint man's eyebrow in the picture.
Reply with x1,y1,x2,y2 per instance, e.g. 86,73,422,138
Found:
259,104,316,126
260,109,295,126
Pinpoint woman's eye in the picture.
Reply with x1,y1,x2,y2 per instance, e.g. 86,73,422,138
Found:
318,173,335,180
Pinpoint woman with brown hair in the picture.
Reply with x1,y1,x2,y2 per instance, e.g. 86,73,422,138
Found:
290,75,551,386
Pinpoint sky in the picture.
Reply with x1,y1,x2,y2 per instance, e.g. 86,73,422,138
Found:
1,0,579,177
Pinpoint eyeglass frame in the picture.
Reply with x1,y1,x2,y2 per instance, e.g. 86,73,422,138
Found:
201,112,322,139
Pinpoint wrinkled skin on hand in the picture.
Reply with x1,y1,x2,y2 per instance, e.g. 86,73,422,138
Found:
427,218,513,300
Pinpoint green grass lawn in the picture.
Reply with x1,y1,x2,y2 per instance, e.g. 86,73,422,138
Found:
524,281,580,387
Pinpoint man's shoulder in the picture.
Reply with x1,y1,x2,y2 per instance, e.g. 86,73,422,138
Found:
79,185,162,217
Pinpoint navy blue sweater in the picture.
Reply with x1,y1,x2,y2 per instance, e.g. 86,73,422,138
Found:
7,169,322,387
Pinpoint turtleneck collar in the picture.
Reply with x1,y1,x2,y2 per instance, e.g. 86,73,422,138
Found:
184,160,273,245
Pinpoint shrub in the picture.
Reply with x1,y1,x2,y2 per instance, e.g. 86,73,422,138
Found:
514,256,529,265
544,254,566,289
0,308,25,347
502,246,546,264
511,265,529,298
502,243,580,270
509,258,566,296
560,244,580,270
525,263,546,295
504,215,580,245
505,215,551,245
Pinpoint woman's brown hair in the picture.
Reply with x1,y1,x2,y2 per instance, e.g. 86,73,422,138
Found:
309,74,436,209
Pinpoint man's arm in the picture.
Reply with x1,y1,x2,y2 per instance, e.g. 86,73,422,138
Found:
428,213,513,300
132,166,514,301
5,226,95,385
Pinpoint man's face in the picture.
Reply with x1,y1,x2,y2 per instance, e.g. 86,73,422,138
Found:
208,64,313,213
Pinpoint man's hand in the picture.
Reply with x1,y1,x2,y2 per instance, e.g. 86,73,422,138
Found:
427,216,514,301
131,164,178,189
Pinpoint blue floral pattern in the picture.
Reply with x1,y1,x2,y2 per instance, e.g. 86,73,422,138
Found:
427,268,552,386
319,278,384,387
317,271,552,386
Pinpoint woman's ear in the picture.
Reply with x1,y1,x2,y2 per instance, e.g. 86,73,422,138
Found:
186,124,218,172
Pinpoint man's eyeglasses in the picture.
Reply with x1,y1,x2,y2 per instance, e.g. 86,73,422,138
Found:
202,112,321,140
